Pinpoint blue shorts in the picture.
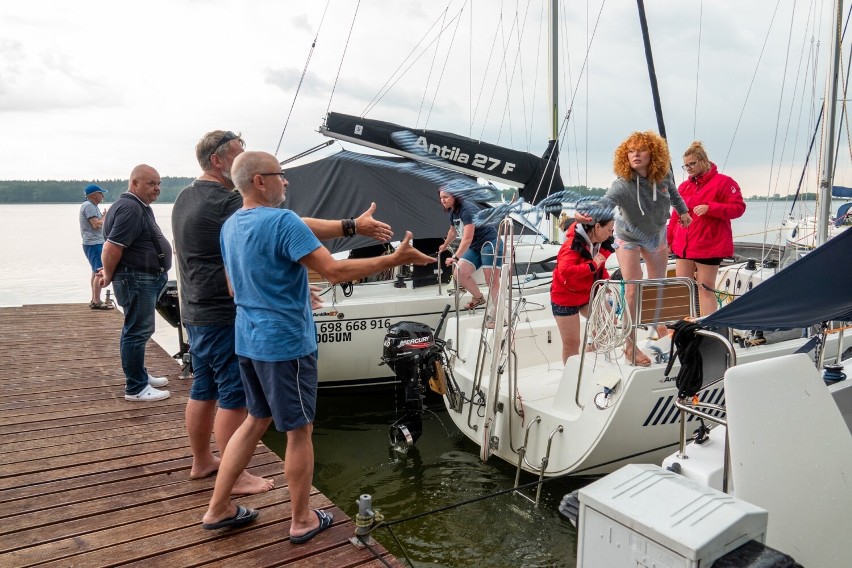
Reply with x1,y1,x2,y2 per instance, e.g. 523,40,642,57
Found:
461,240,503,269
551,302,582,317
238,352,318,432
186,324,245,410
83,244,104,272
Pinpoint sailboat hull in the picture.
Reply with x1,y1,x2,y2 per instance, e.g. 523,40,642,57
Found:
442,298,842,476
313,244,558,389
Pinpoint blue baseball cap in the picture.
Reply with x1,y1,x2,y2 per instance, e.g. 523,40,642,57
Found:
85,184,107,196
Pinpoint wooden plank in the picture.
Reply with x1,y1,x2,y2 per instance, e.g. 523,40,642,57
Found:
638,282,694,324
0,304,401,567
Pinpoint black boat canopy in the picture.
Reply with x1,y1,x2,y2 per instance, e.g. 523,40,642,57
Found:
320,112,563,204
282,150,451,254
702,227,852,331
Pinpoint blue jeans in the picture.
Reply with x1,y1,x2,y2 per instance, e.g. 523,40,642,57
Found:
185,324,246,409
112,268,167,395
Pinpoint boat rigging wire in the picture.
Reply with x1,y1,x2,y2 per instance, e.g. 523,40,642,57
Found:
721,0,783,171
759,0,800,260
324,0,361,119
423,5,468,131
692,0,703,139
416,6,450,128
361,6,459,118
274,0,332,158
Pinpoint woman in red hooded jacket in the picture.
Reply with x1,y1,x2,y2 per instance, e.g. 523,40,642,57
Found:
551,213,615,363
667,141,746,315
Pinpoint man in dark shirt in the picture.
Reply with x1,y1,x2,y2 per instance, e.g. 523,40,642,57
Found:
173,130,393,495
101,164,172,402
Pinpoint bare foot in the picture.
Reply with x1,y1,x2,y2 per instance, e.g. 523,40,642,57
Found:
231,471,275,495
624,346,652,367
189,456,220,479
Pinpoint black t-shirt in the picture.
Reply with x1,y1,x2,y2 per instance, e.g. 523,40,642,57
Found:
103,192,173,274
172,180,242,326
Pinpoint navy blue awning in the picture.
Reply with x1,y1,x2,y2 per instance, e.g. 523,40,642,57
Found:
832,185,852,198
282,150,448,254
702,227,852,330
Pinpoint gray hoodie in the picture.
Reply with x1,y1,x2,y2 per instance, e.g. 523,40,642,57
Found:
600,172,688,245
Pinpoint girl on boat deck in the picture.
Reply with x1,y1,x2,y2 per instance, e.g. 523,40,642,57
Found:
551,212,615,363
578,131,691,366
667,141,745,316
437,187,500,312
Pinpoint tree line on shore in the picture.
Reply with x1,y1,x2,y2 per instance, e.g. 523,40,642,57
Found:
0,178,195,203
0,179,822,204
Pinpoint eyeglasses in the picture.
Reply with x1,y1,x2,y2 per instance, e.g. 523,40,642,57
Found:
682,161,699,170
208,131,239,158
258,172,287,180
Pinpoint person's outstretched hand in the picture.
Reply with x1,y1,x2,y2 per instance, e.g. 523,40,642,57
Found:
354,202,393,241
395,232,437,265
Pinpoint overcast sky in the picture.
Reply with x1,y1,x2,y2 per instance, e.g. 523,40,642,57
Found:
1,0,846,197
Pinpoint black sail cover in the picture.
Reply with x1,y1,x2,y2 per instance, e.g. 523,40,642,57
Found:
701,227,852,331
321,112,563,205
282,150,450,254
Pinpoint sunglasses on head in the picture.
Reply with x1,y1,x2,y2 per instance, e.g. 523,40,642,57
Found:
208,131,239,159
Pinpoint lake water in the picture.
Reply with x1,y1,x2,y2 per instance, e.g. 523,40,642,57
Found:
0,199,835,567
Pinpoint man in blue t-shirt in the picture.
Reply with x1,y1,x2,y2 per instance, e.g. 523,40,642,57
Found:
173,130,394,497
201,151,434,543
79,183,112,309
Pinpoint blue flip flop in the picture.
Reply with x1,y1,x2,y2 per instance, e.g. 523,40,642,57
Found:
290,509,334,544
201,505,259,530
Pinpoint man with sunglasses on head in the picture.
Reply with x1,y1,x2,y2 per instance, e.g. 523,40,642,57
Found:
172,130,394,496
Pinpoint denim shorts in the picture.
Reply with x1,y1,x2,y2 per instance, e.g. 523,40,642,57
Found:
615,227,667,252
551,302,581,317
186,324,245,410
461,240,503,269
83,244,104,272
238,352,318,432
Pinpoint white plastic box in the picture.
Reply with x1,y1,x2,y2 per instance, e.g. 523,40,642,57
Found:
576,464,767,568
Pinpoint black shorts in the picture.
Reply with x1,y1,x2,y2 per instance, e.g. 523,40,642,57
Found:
674,255,723,266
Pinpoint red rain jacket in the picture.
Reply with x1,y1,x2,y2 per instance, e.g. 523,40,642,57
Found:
667,163,746,259
551,222,613,307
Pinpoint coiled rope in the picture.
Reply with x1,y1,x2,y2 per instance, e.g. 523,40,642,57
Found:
664,320,704,399
586,280,631,352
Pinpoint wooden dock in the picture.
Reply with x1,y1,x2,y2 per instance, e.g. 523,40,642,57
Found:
0,304,402,567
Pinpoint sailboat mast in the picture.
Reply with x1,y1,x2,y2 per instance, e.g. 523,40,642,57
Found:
818,0,843,246
548,0,558,142
636,0,668,141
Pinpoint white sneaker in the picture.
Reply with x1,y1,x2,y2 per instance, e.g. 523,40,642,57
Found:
147,374,169,387
125,385,171,401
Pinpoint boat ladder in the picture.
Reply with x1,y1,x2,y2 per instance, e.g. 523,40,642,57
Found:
511,415,564,506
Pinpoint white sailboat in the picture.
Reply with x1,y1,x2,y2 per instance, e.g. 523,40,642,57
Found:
570,4,852,565
434,0,851,483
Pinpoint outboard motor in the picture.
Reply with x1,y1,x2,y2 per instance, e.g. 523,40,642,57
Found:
381,306,452,452
156,280,192,378
155,280,181,327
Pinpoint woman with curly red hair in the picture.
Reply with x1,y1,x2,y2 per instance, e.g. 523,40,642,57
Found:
580,131,691,365
667,141,745,316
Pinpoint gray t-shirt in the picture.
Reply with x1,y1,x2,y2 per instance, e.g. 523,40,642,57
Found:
172,180,243,326
79,200,104,245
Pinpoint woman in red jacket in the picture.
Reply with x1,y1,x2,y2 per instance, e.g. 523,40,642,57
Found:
551,213,615,363
667,141,746,315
